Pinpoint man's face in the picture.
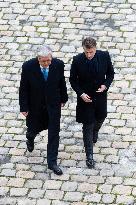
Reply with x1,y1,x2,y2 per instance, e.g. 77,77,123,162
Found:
38,54,52,68
83,46,96,60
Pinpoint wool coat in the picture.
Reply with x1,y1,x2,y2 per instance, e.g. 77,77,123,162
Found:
69,50,114,124
19,57,68,133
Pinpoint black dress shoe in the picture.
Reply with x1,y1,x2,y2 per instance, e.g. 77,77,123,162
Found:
86,155,95,169
48,164,63,175
86,159,95,168
26,140,34,152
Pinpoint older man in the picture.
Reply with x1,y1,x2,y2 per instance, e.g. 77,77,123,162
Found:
70,37,114,168
19,45,68,175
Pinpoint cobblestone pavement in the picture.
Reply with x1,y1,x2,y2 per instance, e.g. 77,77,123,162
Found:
0,0,136,204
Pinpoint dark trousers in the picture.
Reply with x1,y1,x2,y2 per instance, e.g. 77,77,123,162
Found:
26,104,61,166
82,119,104,158
83,123,94,158
93,119,105,142
46,104,61,166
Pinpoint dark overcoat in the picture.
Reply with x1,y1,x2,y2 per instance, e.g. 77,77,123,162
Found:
69,50,114,123
19,57,68,133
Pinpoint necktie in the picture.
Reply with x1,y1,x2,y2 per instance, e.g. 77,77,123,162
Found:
42,68,49,80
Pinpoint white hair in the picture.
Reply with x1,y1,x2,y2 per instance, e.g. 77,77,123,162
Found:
37,45,52,57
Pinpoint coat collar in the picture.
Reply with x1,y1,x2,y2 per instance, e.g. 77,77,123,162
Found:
35,57,56,83
83,51,99,73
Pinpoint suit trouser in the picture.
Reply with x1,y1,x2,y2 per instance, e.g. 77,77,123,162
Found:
83,123,94,158
26,104,61,166
93,119,105,142
46,104,61,166
82,119,105,158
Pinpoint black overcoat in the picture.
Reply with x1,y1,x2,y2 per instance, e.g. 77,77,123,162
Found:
69,50,114,123
19,57,68,133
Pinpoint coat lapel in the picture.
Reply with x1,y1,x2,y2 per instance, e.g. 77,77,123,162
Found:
34,58,45,84
95,51,99,73
33,58,56,84
47,61,54,82
82,53,99,78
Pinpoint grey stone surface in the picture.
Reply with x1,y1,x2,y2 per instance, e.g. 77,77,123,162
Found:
0,0,136,204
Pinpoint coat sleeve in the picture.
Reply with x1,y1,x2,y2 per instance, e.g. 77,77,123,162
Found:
103,51,115,90
19,63,29,112
69,56,84,96
60,62,68,103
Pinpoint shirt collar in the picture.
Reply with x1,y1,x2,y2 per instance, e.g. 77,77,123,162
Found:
40,65,49,69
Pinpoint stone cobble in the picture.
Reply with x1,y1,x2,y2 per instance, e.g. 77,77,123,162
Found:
0,0,136,204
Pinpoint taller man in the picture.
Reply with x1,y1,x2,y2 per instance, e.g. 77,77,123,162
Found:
19,45,68,175
70,37,114,168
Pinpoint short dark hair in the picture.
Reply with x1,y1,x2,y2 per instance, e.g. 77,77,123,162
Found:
82,37,97,49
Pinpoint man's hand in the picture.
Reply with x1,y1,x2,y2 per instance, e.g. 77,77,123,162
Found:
81,93,92,103
61,103,65,107
21,112,28,117
96,85,107,93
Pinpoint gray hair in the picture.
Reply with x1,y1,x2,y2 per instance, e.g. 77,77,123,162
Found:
37,45,52,57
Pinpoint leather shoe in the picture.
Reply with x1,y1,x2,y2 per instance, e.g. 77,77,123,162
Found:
26,140,34,152
86,155,95,169
86,159,95,168
48,164,63,175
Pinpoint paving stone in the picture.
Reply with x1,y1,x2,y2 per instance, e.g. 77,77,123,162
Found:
84,193,102,203
28,189,45,198
105,155,119,163
132,187,136,196
102,194,115,204
64,192,83,202
25,179,43,188
45,190,64,200
123,178,136,186
0,197,17,205
71,175,88,182
43,180,62,190
0,169,16,177
52,200,70,205
1,163,14,170
100,148,118,155
77,183,97,193
0,187,9,196
7,178,25,187
16,164,30,171
37,199,51,205
10,188,28,196
17,199,36,205
71,203,87,205
0,177,8,187
9,148,25,156
11,156,27,164
112,141,129,149
112,185,132,195
116,195,135,204
16,171,35,179
0,147,9,155
61,159,76,167
88,176,105,184
51,174,70,181
27,157,44,164
96,163,112,171
106,177,123,185
61,181,78,191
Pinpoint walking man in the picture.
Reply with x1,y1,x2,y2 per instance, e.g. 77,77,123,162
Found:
70,37,114,168
19,45,68,175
